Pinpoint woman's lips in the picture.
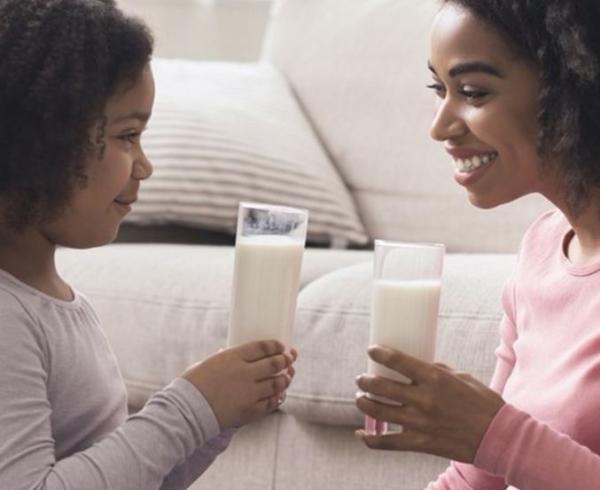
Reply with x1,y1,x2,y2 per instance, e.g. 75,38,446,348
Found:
453,158,495,187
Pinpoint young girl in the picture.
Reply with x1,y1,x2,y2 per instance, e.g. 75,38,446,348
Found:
355,1,600,488
0,1,296,488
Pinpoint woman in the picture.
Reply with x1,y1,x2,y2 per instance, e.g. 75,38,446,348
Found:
355,1,600,488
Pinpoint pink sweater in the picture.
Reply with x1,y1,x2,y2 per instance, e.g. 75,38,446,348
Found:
428,210,600,490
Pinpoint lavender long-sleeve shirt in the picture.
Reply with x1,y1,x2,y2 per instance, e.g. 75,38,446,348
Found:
0,268,233,489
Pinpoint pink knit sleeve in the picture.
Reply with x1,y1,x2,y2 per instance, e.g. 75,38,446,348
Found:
473,403,600,489
425,278,518,490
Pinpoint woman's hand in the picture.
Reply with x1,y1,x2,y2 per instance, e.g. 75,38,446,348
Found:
355,345,504,463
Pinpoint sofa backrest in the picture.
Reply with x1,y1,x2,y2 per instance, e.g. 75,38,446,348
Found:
261,0,550,253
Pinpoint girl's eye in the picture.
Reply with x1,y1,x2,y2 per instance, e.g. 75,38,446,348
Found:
119,133,140,144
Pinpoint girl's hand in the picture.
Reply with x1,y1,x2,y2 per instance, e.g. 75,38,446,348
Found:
355,345,504,463
183,340,297,430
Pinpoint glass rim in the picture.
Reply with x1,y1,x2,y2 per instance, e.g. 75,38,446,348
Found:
374,239,445,250
239,201,309,216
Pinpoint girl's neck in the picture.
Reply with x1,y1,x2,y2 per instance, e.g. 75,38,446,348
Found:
0,227,73,301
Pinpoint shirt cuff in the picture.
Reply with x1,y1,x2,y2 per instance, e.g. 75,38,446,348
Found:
170,377,221,440
473,402,526,475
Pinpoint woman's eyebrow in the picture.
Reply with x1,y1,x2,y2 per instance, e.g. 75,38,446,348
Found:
427,60,504,78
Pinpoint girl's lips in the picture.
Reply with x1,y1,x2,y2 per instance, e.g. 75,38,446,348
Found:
113,200,133,214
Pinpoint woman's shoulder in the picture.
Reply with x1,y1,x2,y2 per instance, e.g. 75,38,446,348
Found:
522,208,567,243
515,208,568,264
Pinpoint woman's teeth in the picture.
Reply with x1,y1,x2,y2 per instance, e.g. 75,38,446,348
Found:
454,152,498,173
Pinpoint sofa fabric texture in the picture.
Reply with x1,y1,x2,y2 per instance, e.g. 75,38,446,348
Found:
126,58,368,247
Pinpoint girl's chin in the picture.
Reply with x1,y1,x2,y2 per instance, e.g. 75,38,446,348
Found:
56,226,120,249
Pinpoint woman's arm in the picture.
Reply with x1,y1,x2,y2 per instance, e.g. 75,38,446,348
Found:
422,315,516,490
473,402,600,490
356,274,519,490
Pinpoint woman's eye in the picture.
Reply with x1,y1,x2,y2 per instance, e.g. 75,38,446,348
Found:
459,87,489,101
426,83,445,97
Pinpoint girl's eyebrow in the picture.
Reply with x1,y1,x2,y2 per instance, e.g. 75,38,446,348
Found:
427,60,504,78
111,111,151,124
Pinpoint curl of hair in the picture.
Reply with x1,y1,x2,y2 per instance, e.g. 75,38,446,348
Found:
0,0,153,230
445,0,600,214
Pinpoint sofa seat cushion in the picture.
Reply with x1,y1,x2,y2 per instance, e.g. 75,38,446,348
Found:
56,244,371,410
57,245,514,425
284,253,516,426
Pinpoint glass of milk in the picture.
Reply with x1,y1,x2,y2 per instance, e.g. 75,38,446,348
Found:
365,240,445,435
226,202,308,347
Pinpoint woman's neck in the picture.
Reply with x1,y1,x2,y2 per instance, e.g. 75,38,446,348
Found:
0,227,73,301
561,200,600,265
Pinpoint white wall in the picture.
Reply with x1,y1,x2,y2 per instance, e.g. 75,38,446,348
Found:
116,0,272,61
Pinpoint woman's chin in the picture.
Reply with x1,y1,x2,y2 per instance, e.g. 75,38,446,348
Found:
466,191,505,210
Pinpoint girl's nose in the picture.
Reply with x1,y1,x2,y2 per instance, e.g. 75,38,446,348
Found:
133,150,153,180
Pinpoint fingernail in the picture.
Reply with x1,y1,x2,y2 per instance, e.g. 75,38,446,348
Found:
355,390,365,399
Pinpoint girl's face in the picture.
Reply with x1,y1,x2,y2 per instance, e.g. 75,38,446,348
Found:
44,64,155,248
429,3,560,208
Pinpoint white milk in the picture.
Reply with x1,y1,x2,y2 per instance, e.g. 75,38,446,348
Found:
227,235,304,346
368,279,442,385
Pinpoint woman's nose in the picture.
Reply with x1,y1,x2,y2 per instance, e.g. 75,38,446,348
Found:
430,98,467,142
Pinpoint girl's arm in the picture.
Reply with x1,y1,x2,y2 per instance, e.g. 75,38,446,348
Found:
0,304,218,490
160,429,236,490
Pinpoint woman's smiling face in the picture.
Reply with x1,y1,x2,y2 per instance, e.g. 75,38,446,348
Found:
429,3,560,208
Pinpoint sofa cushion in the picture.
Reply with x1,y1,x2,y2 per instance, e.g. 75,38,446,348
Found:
284,253,516,426
56,244,371,410
126,58,368,247
262,0,550,252
58,245,513,427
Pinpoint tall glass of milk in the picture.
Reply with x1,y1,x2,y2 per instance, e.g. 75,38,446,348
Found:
365,240,445,435
226,202,308,347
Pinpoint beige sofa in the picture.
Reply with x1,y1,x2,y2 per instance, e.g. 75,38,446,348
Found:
56,1,551,488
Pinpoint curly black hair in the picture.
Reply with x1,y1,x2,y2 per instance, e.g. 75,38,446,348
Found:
0,0,153,231
444,0,600,214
